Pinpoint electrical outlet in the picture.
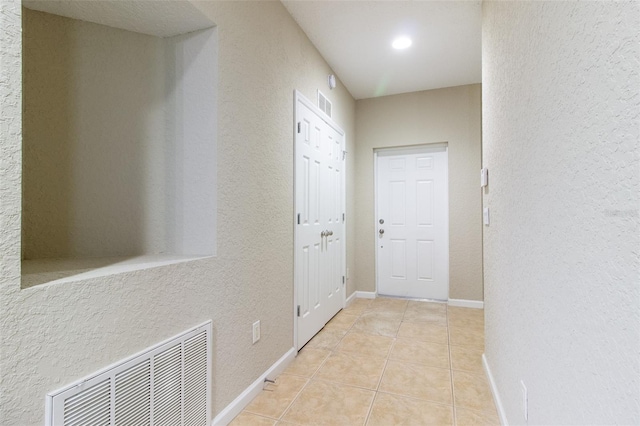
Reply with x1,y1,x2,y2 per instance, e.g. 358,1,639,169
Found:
521,380,528,422
252,320,260,344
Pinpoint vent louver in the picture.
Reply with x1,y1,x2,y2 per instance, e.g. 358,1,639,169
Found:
115,360,151,425
317,90,332,118
64,379,111,426
47,322,211,426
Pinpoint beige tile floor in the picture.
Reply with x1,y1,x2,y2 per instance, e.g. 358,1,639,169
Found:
230,298,499,426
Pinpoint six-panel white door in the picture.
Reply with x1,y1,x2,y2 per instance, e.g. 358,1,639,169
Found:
323,123,345,325
376,146,449,300
295,92,345,350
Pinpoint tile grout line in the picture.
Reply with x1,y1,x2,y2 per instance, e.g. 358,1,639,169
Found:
268,375,309,423
364,302,407,426
362,387,378,426
279,305,366,424
241,409,281,422
350,302,377,426
375,388,458,409
276,376,310,424
244,299,489,426
447,305,459,426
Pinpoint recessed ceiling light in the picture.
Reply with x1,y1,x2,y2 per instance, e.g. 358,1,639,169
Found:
392,36,412,50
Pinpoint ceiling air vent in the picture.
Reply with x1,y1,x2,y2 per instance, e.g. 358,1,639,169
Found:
317,90,332,118
46,321,211,426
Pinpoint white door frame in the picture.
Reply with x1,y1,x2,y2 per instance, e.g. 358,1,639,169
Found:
374,143,449,300
293,90,346,351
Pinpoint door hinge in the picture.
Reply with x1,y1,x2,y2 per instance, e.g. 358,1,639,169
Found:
297,122,301,133
342,276,345,285
297,213,300,225
342,213,345,222
297,305,301,317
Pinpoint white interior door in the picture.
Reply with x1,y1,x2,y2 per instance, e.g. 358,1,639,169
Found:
295,91,345,350
376,145,449,300
323,124,345,322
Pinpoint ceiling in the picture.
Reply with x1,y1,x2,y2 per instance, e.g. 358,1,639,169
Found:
282,1,482,100
23,0,213,37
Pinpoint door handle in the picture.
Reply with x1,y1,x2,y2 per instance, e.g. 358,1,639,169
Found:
379,229,384,235
328,230,333,236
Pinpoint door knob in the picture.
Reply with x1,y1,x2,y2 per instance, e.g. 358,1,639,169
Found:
379,229,384,235
328,230,334,236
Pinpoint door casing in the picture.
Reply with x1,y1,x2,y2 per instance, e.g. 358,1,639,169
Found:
293,90,346,351
374,143,450,300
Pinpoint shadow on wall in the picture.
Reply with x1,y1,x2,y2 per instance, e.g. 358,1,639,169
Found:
22,8,161,261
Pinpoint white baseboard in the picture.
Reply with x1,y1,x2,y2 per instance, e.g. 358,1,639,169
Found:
355,291,376,299
212,347,296,426
482,354,507,426
346,291,376,307
448,298,484,309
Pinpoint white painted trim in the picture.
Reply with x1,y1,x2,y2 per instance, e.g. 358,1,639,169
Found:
355,291,377,299
374,144,450,300
292,91,299,352
212,347,296,426
483,353,508,426
47,321,213,426
376,143,448,157
295,90,345,134
345,291,357,306
373,150,380,296
293,90,346,351
448,299,484,309
345,291,376,306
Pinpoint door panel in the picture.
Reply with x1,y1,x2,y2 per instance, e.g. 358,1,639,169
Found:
326,165,334,226
391,240,406,278
376,146,448,300
416,180,434,225
416,240,434,280
390,181,406,225
334,168,341,223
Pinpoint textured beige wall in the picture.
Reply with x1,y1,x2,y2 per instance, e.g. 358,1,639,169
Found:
22,9,168,259
354,85,482,300
22,10,218,260
0,1,355,424
482,1,639,423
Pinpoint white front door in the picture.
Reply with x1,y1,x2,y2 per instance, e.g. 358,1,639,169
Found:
376,145,449,300
295,91,345,350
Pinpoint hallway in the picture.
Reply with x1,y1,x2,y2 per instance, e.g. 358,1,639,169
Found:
230,298,498,425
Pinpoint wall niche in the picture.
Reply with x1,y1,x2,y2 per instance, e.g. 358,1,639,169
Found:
21,1,217,288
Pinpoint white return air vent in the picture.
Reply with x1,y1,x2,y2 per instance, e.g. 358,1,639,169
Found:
317,90,332,118
46,321,211,426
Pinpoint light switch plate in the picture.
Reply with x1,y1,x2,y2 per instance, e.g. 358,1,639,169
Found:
481,168,488,187
252,320,260,344
521,380,528,421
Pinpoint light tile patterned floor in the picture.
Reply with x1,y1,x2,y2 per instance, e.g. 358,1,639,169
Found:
230,298,499,426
